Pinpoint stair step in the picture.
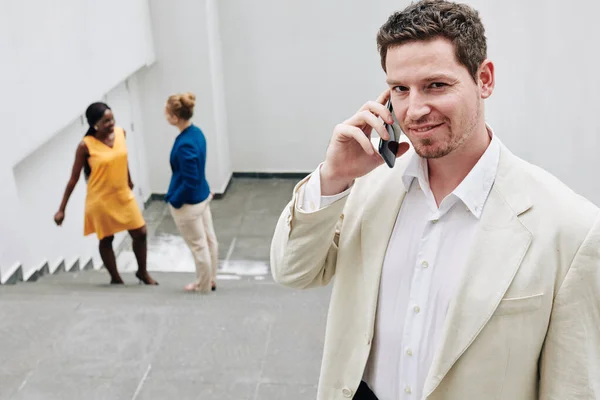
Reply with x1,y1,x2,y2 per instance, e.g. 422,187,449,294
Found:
0,263,23,285
2,256,97,286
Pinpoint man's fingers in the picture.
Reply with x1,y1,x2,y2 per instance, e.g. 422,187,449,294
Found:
345,111,390,140
334,124,376,156
358,101,393,124
375,89,391,106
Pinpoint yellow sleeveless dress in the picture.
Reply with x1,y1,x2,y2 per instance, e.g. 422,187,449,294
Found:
83,127,145,239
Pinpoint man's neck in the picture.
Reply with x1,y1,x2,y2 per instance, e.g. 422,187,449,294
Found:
427,126,491,206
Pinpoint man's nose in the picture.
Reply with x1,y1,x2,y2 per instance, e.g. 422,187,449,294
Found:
406,92,431,122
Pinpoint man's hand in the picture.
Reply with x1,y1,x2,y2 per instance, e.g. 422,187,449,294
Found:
320,90,409,195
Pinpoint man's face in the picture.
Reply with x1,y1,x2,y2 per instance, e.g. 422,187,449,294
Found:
386,37,489,159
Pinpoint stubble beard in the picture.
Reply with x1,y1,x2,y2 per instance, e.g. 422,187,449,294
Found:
415,102,481,159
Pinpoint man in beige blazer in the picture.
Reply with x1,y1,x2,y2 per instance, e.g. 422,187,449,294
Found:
270,1,600,399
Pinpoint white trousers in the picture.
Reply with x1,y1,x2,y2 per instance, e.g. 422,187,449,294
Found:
169,198,218,292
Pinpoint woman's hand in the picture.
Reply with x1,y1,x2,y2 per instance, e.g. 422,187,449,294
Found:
54,210,65,226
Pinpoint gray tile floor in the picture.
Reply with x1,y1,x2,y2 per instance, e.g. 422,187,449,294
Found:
0,178,331,400
115,178,300,276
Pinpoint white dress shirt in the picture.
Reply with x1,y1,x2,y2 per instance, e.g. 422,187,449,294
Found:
298,129,500,399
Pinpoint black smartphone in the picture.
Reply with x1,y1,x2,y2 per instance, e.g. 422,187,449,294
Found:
378,100,402,168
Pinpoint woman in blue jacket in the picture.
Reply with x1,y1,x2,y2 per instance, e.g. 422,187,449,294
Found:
165,92,218,293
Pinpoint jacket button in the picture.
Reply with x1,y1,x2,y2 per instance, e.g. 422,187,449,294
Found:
342,387,353,398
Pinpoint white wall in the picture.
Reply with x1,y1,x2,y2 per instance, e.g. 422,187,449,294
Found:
0,0,155,276
472,0,600,204
0,0,155,167
0,172,30,278
217,0,600,205
126,74,154,203
139,0,232,195
218,0,401,173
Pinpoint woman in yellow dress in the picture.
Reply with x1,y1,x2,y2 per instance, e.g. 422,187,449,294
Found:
54,102,158,285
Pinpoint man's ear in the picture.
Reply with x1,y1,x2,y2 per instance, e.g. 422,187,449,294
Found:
478,59,495,99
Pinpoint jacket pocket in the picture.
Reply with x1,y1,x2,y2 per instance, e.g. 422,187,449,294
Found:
494,293,544,316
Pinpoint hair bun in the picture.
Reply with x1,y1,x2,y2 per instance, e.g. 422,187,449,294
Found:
181,92,196,108
167,92,195,120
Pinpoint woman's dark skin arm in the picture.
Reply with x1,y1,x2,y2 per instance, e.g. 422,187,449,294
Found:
54,142,89,226
128,168,134,190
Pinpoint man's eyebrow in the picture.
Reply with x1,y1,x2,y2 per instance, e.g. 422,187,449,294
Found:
423,74,457,82
386,74,457,86
386,79,404,86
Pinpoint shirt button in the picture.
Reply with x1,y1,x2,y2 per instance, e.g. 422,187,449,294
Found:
421,261,429,268
414,306,421,313
406,348,413,356
405,386,412,394
431,219,438,224
342,387,353,398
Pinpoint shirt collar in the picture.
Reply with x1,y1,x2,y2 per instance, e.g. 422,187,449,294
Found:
402,124,501,219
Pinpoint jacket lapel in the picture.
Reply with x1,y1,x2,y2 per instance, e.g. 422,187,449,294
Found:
424,147,533,397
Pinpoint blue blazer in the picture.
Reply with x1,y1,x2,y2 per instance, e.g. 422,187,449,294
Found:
165,124,211,209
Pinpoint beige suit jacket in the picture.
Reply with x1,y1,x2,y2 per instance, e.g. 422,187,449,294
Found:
270,145,600,400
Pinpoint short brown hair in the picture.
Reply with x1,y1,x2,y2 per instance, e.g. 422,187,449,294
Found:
377,0,487,81
167,92,196,120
